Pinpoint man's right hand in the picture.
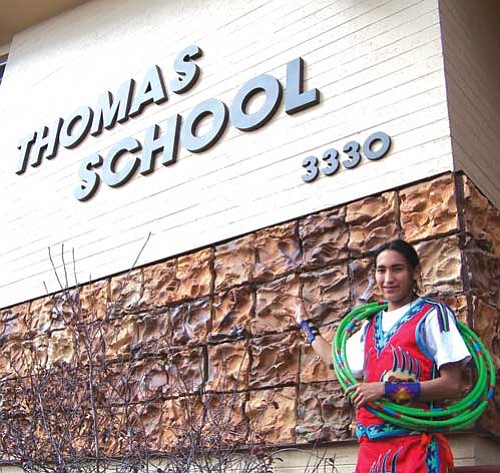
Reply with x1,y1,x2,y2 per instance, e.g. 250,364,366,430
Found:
293,297,307,325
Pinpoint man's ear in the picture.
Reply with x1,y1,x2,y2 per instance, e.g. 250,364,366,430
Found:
413,264,422,282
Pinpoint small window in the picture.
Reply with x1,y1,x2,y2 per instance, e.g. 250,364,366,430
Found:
0,55,7,87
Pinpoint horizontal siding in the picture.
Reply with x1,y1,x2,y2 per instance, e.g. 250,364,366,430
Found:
0,434,498,472
439,0,500,207
0,0,452,308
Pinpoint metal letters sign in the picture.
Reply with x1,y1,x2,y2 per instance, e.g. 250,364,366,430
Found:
15,46,320,201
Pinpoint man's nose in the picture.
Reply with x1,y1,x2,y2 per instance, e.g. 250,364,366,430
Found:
384,270,394,283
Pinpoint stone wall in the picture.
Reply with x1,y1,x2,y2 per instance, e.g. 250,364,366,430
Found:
0,171,498,451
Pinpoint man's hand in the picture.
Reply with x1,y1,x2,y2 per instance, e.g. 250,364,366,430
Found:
293,297,307,325
292,297,334,367
345,382,384,408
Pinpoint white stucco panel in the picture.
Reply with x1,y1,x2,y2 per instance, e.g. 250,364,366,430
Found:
0,0,453,308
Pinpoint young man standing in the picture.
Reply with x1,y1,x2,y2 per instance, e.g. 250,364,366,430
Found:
295,240,470,472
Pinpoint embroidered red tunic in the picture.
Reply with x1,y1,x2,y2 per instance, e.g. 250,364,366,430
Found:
355,298,455,473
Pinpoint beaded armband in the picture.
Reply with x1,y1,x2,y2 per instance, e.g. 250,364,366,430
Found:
299,319,320,344
384,382,421,404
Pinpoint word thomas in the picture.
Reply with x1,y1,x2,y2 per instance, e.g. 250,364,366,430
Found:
15,46,320,201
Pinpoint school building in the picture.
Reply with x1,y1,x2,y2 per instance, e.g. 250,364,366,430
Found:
0,0,499,471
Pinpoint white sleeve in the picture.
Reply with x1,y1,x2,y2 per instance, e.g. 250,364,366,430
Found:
345,322,368,379
422,306,471,369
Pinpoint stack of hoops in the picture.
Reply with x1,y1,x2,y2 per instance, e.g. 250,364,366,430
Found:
332,302,496,431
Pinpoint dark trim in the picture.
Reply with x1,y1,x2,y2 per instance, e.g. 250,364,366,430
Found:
0,54,8,86
452,467,500,472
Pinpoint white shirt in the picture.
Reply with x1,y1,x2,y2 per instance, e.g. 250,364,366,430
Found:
346,299,471,379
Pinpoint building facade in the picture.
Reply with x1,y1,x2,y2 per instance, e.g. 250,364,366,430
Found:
0,0,499,470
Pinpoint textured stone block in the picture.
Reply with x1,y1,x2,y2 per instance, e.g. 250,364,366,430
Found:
133,310,172,354
117,350,203,402
20,286,101,335
249,332,300,389
157,397,184,449
300,325,337,384
0,377,29,417
462,176,500,257
297,382,353,443
215,234,255,291
349,258,383,303
400,174,458,241
301,266,350,325
0,340,30,377
253,274,299,335
109,269,144,313
0,303,30,341
140,402,165,451
47,328,75,366
254,222,301,281
299,207,349,269
29,295,70,335
472,298,500,372
441,295,468,324
105,314,139,358
211,286,253,342
51,290,83,323
77,280,108,323
201,392,248,445
137,358,173,402
246,387,296,444
113,357,172,403
99,403,158,456
176,248,213,300
346,192,399,256
104,362,137,404
206,340,249,391
158,395,206,450
479,378,500,439
416,237,463,295
197,393,245,448
31,335,51,368
169,348,205,393
465,249,500,308
170,298,210,348
141,259,179,307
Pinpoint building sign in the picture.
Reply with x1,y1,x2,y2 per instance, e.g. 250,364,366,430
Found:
15,46,320,201
2,0,454,311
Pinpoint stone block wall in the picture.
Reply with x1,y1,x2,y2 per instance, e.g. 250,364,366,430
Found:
0,171,498,451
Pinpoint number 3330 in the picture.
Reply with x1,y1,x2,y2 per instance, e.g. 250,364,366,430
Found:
301,131,391,183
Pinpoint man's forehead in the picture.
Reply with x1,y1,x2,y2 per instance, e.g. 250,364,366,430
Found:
375,250,410,266
376,262,408,267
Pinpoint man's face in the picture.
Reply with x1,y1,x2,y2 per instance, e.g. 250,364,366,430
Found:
375,249,418,309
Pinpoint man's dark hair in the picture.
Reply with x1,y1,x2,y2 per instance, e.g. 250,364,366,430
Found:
374,239,420,269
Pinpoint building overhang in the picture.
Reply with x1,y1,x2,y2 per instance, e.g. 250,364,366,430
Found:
0,0,88,49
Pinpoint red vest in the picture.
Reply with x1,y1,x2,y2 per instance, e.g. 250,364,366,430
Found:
356,298,440,439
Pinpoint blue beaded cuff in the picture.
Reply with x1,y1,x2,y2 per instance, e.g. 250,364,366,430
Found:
299,319,319,343
384,382,421,403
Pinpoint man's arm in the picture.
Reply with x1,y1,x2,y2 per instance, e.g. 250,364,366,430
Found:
345,362,463,408
310,336,333,367
419,361,463,400
294,297,333,367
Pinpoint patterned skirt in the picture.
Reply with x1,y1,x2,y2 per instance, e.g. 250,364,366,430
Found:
355,433,454,473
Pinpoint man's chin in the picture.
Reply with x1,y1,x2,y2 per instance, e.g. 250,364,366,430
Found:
383,290,400,300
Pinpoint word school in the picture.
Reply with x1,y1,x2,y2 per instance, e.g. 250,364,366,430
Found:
15,46,320,201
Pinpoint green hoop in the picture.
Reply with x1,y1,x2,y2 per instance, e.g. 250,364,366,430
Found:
332,302,496,432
